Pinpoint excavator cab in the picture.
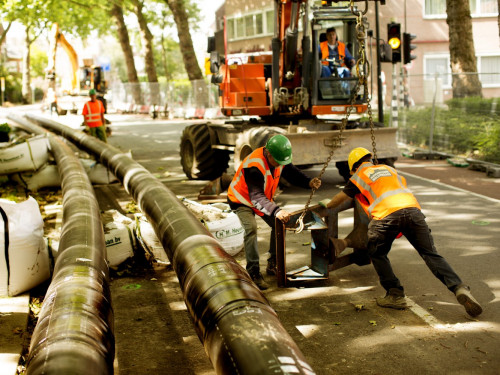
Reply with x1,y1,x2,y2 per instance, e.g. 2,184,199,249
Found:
310,9,368,111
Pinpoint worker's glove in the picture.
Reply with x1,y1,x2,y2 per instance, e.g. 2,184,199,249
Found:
318,199,330,208
309,177,321,190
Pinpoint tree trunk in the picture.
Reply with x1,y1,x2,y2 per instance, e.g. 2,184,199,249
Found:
133,0,160,105
446,0,482,98
165,0,208,107
22,26,32,104
0,21,12,52
110,1,142,103
164,0,203,82
498,0,500,40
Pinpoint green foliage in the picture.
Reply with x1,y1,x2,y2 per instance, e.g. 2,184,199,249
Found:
0,122,11,133
400,98,500,163
0,65,22,103
30,44,48,78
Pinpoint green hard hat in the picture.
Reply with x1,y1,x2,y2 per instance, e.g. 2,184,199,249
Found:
265,134,292,165
89,88,97,95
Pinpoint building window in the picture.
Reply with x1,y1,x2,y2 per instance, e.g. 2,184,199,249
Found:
424,0,446,17
266,10,274,35
425,0,498,17
226,9,274,41
479,55,500,86
424,55,451,87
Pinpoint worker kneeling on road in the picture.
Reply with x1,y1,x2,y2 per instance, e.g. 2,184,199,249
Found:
228,135,321,290
82,88,107,143
319,147,482,317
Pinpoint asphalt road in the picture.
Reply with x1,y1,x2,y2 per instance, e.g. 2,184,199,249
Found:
12,111,500,375
85,114,499,375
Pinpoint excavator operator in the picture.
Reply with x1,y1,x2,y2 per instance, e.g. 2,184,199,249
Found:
320,27,355,78
228,135,321,290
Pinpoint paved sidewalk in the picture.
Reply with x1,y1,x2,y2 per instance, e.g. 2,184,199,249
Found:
0,294,29,374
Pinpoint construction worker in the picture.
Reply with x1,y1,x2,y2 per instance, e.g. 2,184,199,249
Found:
82,88,107,143
47,87,58,116
320,27,355,78
319,147,483,317
228,134,321,290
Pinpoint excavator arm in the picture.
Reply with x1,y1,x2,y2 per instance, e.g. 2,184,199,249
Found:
46,23,80,94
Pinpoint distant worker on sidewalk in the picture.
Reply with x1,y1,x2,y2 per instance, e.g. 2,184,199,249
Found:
319,147,482,317
82,88,107,143
47,87,58,116
228,135,321,290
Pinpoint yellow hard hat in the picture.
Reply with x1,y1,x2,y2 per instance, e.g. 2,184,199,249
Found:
348,147,372,174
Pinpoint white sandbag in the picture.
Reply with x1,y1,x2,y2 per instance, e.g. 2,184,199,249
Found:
134,213,169,265
80,159,118,185
0,197,51,296
182,199,244,257
0,135,50,175
11,164,61,191
204,213,244,256
101,210,135,267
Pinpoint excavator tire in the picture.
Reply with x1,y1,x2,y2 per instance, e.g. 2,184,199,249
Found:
180,123,229,180
233,127,286,170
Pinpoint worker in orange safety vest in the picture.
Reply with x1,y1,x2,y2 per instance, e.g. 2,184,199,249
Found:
320,27,355,78
318,147,482,317
228,134,321,290
82,88,107,143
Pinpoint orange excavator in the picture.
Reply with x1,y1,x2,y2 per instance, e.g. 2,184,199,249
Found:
46,23,108,110
180,0,397,182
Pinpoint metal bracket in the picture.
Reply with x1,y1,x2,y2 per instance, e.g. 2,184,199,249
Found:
276,199,370,287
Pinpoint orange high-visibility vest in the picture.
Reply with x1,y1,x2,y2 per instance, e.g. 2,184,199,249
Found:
82,100,104,128
320,41,346,67
228,147,283,216
350,162,420,220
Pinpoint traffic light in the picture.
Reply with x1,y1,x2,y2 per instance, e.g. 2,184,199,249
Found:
403,32,417,64
387,23,401,63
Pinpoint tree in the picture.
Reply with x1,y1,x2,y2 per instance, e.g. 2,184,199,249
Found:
446,0,482,98
0,20,12,50
2,0,49,103
110,0,142,103
498,0,500,40
132,0,159,104
163,0,203,82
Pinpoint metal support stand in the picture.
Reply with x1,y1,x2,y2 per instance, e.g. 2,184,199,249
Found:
276,200,371,288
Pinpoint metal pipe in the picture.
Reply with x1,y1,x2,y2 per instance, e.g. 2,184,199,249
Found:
7,114,114,375
24,113,316,375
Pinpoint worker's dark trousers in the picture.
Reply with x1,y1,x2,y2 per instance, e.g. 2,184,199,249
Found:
235,206,276,276
367,207,463,293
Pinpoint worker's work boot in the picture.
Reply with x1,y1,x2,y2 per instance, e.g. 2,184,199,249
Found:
266,258,277,276
455,285,483,317
250,271,269,290
376,288,407,310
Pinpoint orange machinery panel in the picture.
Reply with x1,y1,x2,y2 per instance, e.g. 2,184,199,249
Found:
229,92,268,107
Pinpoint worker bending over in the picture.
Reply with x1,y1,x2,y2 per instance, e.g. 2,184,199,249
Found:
82,88,107,143
319,147,482,317
228,135,321,290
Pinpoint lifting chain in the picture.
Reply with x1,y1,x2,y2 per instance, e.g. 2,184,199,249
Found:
295,0,378,233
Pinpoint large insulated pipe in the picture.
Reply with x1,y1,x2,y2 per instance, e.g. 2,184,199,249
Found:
7,114,114,375
25,113,316,375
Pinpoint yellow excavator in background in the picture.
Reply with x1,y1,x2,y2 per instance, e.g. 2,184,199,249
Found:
46,23,108,111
